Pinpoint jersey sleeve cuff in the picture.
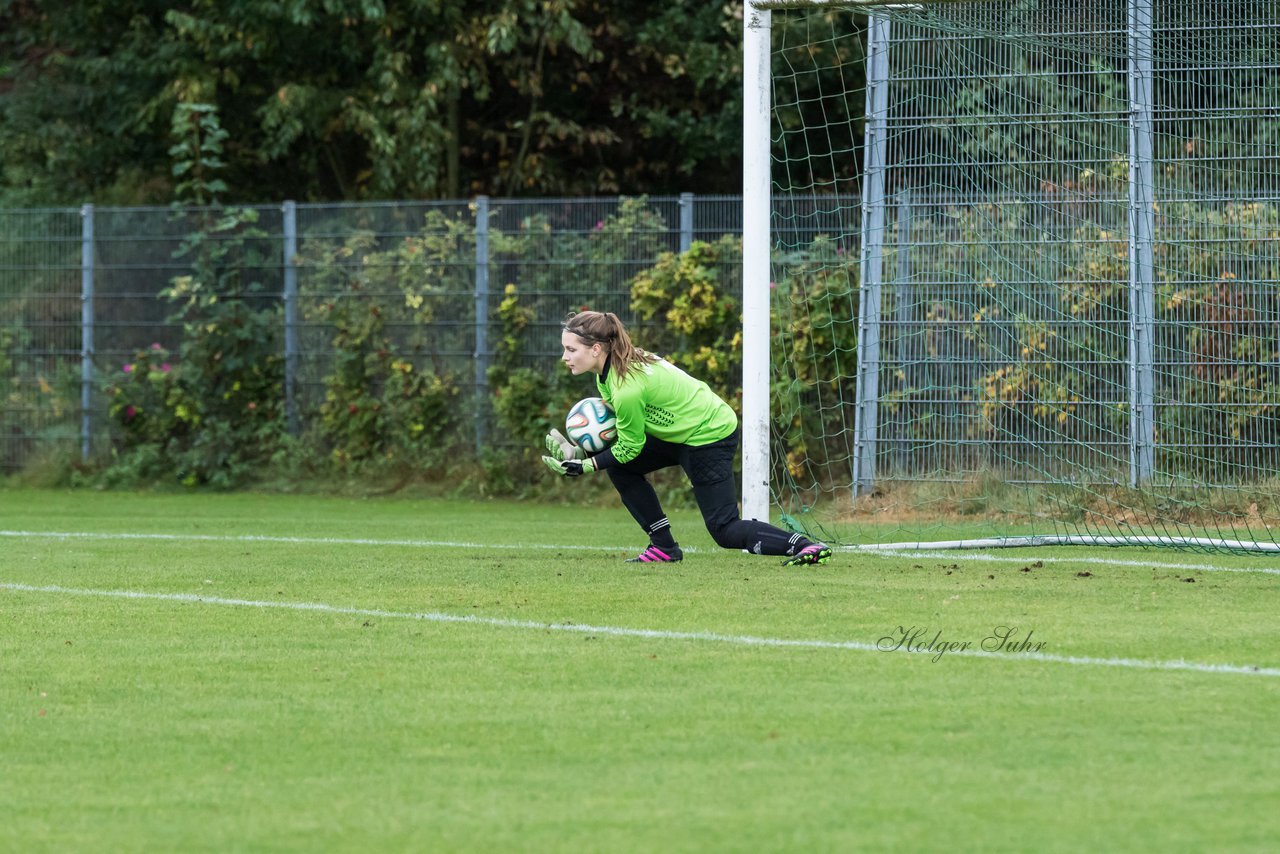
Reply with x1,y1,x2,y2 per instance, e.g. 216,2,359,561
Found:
590,447,618,471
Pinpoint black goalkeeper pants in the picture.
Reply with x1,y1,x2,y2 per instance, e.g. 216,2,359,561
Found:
605,430,808,556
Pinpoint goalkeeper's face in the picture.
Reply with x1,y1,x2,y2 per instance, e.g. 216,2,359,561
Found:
561,331,606,376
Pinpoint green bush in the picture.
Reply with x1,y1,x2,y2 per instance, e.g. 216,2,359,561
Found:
482,284,590,495
161,230,287,487
1,319,80,472
301,228,464,474
100,103,287,488
630,235,743,405
767,236,860,487
104,343,180,451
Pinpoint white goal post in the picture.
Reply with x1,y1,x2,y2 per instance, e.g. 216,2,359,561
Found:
743,0,923,522
740,0,1280,552
741,1,774,524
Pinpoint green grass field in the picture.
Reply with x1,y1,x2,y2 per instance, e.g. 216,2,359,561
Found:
2,489,1277,852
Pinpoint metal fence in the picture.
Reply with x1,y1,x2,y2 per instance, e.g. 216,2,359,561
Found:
861,0,1280,490
759,0,1280,506
0,195,750,471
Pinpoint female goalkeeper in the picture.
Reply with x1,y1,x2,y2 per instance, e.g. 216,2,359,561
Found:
542,310,832,566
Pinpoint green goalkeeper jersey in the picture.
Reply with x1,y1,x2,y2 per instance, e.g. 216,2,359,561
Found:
595,357,738,465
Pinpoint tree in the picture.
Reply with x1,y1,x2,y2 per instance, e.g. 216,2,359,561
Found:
0,0,747,204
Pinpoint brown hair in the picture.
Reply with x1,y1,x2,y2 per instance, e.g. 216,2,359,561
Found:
562,310,658,383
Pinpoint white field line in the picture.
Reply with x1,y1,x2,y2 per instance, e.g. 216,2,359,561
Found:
3,529,1280,576
0,529,626,552
2,581,1278,679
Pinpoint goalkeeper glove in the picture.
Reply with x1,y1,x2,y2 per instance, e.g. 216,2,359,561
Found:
544,428,583,462
541,455,596,478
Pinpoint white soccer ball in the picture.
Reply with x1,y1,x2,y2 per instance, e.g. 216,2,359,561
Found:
565,397,617,454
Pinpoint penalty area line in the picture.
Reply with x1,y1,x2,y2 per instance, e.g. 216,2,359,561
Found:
2,581,1277,679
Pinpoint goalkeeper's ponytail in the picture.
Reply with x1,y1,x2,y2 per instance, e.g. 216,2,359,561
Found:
563,310,659,383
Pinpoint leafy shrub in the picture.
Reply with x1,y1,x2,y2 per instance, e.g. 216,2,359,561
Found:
104,343,180,451
98,103,287,488
768,236,860,487
161,227,287,487
481,284,592,494
1,319,79,472
630,235,743,404
303,229,464,473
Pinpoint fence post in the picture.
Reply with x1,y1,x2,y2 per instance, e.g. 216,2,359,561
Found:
853,11,891,496
474,196,491,453
80,204,94,462
282,201,299,436
1127,0,1156,486
894,189,914,476
679,192,694,252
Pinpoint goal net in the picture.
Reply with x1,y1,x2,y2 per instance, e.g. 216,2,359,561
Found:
749,0,1280,551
